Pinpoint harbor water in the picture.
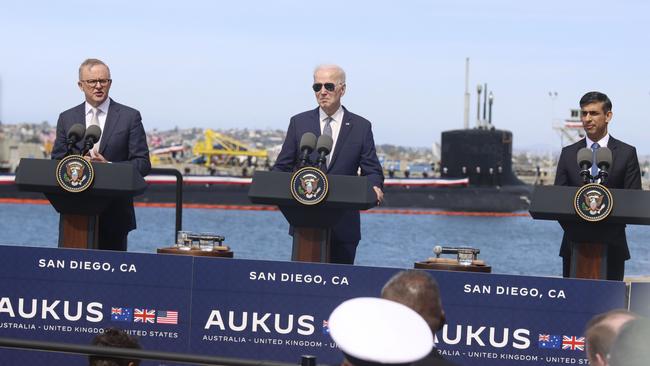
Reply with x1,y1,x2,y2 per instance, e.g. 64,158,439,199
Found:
1,203,649,277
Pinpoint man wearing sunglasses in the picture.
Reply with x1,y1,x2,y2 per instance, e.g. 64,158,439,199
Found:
273,64,384,264
51,58,151,251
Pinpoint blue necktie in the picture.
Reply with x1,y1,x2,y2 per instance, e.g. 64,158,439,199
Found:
590,142,600,180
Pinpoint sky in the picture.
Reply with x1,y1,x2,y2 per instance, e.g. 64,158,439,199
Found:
1,0,649,153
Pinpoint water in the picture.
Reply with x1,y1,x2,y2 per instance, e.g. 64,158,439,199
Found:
1,203,649,277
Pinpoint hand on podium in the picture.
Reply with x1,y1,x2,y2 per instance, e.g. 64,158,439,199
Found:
87,149,109,163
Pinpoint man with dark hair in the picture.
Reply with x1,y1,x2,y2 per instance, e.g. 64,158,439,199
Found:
554,91,641,280
584,309,637,366
273,64,384,264
381,270,459,366
51,58,151,251
89,327,141,366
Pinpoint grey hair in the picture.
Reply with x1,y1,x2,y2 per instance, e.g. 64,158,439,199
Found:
313,64,346,84
79,58,111,80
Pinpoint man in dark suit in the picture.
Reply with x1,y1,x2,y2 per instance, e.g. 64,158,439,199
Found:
554,91,641,280
382,270,460,366
273,64,384,264
51,58,151,251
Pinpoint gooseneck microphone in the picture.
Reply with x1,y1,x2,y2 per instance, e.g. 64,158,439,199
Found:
315,134,333,169
298,132,317,168
65,124,86,156
576,148,593,185
81,125,102,156
595,147,613,185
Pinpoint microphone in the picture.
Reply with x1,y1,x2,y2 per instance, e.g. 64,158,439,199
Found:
65,124,86,156
298,132,317,167
595,147,612,185
81,125,102,156
576,148,593,185
315,134,333,169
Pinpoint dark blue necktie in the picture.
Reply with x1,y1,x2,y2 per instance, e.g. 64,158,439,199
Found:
591,142,600,180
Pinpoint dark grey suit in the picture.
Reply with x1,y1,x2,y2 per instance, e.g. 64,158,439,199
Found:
554,136,641,279
51,99,151,250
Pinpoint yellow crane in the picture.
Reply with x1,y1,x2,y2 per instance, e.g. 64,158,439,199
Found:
192,129,268,167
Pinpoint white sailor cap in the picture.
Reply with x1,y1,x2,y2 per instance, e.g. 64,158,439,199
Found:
328,297,433,366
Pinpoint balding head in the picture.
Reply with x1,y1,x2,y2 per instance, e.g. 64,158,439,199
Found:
313,64,346,84
381,270,444,333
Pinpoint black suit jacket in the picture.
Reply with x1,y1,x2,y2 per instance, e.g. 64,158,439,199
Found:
554,136,641,260
272,106,384,242
51,99,151,233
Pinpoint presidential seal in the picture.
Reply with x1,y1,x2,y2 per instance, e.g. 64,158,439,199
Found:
290,166,329,205
574,183,613,222
55,155,95,193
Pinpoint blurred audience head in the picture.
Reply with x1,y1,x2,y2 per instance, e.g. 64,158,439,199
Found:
381,270,445,334
89,327,141,366
585,309,637,366
608,317,650,366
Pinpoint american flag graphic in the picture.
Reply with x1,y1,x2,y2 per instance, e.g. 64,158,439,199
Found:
157,310,178,325
134,308,156,323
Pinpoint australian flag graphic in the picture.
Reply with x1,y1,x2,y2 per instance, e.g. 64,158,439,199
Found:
111,307,133,322
538,334,562,349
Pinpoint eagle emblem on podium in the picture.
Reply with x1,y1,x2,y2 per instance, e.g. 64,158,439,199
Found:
290,166,329,205
56,155,95,193
574,183,613,222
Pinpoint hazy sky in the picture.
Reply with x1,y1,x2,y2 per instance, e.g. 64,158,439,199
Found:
1,1,649,153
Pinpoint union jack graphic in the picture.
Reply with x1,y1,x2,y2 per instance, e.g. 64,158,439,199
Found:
134,308,156,323
562,336,585,351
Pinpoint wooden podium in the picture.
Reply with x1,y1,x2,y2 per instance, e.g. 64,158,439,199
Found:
15,158,147,249
529,185,650,279
248,170,376,263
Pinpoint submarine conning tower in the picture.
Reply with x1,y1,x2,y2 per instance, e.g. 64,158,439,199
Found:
440,128,524,186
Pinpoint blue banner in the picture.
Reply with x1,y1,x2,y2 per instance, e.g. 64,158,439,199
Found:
0,245,627,365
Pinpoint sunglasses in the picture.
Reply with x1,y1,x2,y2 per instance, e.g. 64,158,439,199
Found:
312,83,337,92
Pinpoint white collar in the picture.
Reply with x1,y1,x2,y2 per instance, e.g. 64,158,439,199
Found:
586,133,610,148
319,106,344,123
85,98,110,115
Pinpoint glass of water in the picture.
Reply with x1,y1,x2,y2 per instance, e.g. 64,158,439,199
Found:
199,233,214,251
176,231,192,251
457,249,473,266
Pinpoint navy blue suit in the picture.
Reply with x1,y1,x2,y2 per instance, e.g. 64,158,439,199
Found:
554,136,641,280
51,99,151,250
273,106,384,263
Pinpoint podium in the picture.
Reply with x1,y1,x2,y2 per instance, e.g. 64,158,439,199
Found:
15,158,147,249
248,170,376,262
529,185,650,279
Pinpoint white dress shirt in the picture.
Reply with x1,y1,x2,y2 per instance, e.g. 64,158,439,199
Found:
85,98,110,150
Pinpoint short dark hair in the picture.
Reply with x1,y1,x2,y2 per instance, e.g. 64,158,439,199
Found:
89,328,141,366
381,270,444,332
579,91,612,113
